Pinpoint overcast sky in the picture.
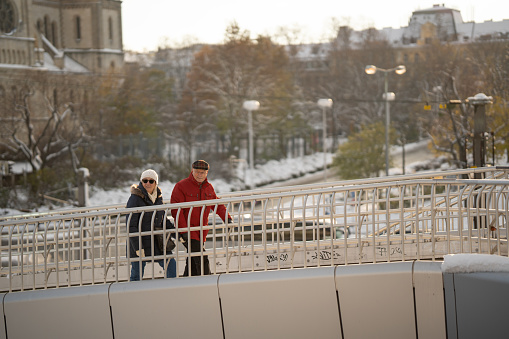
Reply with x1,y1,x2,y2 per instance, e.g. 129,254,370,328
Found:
122,1,509,52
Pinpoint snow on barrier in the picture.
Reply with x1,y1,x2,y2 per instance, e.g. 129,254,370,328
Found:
443,253,509,339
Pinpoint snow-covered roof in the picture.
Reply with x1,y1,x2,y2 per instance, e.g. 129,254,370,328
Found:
379,27,406,46
457,20,509,41
331,4,509,49
124,51,155,67
286,43,332,60
411,4,464,24
0,53,88,73
42,53,90,73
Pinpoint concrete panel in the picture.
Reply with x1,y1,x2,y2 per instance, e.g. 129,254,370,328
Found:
452,272,509,339
0,294,6,339
335,262,416,339
443,273,458,339
4,284,112,339
109,276,223,339
412,261,446,339
219,267,341,339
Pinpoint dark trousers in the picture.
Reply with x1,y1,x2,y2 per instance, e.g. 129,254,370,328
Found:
182,238,210,276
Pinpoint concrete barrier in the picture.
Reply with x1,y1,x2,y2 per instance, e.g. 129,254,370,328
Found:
109,275,223,339
444,272,509,339
5,259,509,339
3,284,112,339
218,267,340,339
413,261,447,339
335,261,446,339
336,262,416,338
0,293,5,339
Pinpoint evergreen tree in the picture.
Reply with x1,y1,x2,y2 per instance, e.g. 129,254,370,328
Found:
332,122,394,179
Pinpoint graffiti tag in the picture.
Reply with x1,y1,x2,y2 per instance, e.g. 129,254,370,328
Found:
311,251,341,260
266,253,289,263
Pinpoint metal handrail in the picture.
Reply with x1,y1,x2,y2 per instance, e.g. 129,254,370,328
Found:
1,167,508,292
2,167,506,222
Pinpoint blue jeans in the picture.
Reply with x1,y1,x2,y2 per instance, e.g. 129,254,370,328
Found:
130,258,176,281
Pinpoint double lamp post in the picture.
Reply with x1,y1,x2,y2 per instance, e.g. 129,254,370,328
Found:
244,63,405,182
365,64,406,176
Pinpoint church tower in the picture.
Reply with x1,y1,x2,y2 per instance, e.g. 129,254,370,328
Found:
0,0,124,73
34,0,124,73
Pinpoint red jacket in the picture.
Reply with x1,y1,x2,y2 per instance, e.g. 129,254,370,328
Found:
170,173,230,242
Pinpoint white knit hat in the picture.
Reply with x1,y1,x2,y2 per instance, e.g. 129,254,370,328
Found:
140,169,158,184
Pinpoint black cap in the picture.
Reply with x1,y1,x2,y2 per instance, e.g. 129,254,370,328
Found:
192,160,209,170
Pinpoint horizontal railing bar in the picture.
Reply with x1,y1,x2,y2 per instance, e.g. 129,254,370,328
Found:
1,167,504,223
3,178,508,228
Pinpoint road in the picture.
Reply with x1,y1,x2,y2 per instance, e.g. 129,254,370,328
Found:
266,140,436,187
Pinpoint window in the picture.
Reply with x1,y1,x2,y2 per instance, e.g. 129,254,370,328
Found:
51,21,57,46
0,0,16,34
44,15,49,37
108,17,113,43
75,16,81,41
0,86,5,114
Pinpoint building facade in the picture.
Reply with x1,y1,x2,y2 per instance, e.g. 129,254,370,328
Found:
0,0,124,113
0,0,124,72
292,4,509,88
0,0,125,165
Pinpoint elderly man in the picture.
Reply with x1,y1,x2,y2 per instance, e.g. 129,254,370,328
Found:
170,160,231,276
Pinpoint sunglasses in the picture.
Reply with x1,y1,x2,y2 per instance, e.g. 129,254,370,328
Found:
142,179,155,184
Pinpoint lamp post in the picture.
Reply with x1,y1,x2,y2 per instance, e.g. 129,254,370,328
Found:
317,98,333,181
242,100,260,171
467,93,493,178
365,64,406,176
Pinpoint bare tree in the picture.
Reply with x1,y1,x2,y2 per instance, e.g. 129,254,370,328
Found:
413,41,498,168
1,86,83,174
181,23,299,161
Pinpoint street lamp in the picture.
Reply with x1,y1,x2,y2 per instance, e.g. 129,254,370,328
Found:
242,100,260,171
365,64,406,176
317,98,333,181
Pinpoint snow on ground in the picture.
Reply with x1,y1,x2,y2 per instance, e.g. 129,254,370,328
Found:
1,140,449,216
0,152,335,216
88,152,333,208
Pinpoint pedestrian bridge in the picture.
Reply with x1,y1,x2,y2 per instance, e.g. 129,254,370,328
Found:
1,167,509,338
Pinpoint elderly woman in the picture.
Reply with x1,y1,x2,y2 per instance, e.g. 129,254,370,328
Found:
126,169,176,281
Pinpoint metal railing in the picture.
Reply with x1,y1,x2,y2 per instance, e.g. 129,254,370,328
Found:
1,167,504,223
1,167,508,292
